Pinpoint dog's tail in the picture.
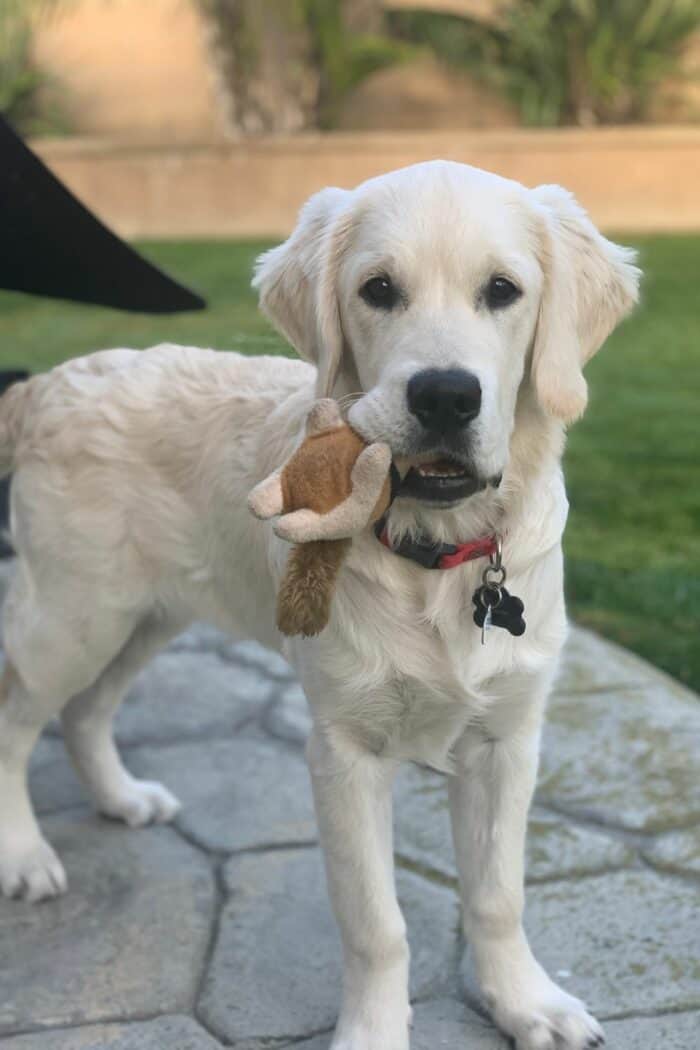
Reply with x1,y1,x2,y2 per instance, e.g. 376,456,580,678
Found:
0,370,31,477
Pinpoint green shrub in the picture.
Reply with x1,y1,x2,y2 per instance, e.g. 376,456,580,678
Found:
0,0,68,135
301,0,417,126
389,0,700,126
199,0,416,130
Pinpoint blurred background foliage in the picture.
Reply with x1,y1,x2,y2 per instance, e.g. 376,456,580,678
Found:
3,0,700,133
198,0,700,130
0,0,69,135
389,0,700,126
197,0,417,131
301,0,418,128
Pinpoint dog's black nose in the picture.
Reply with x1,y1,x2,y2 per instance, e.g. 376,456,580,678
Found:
407,368,482,434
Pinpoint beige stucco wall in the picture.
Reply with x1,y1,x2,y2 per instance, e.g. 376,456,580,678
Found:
337,58,517,130
34,128,700,238
33,0,228,142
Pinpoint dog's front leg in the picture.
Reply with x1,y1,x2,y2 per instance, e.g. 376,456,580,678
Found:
448,719,604,1050
307,727,410,1050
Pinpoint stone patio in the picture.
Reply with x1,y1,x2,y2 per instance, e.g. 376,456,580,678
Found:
1,562,699,1048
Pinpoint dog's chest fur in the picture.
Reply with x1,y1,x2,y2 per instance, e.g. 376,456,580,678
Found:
290,527,565,770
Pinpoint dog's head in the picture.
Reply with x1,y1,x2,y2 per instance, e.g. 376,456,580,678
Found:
254,161,640,507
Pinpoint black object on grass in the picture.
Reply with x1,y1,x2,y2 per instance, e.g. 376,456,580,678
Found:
0,116,206,313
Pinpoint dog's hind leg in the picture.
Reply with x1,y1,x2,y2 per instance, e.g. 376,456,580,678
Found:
0,567,138,901
0,665,70,902
61,613,187,827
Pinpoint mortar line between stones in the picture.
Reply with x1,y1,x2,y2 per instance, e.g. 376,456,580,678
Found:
274,1023,335,1047
0,1010,174,1040
415,995,700,1030
525,861,638,884
226,838,320,858
203,1022,337,1049
534,796,661,843
413,996,700,1029
552,682,643,699
166,817,225,859
394,848,638,893
192,857,228,1045
639,812,700,835
636,848,700,887
168,816,318,862
542,795,700,841
395,852,459,891
598,1002,700,1023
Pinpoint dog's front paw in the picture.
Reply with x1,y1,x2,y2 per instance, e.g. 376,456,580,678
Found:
330,992,411,1050
486,975,604,1050
0,835,67,902
99,778,181,828
331,1021,409,1050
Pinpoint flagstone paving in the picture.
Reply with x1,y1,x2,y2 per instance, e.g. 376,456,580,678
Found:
0,558,699,1048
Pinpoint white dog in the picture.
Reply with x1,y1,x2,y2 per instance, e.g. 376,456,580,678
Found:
0,161,639,1050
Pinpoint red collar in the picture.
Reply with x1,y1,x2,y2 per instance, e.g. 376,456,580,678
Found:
374,516,498,571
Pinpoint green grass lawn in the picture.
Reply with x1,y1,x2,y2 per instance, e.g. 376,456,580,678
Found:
0,237,698,691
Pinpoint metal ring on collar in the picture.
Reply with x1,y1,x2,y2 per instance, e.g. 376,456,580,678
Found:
483,564,507,587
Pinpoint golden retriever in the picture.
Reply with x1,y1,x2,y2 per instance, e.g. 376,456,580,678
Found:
0,161,639,1050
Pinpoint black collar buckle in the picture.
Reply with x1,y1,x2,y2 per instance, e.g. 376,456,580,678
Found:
374,517,458,570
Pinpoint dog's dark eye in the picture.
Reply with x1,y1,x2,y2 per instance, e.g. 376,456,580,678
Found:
360,275,399,310
486,276,521,309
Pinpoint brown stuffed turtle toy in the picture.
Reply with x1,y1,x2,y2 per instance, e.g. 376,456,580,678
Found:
248,399,395,637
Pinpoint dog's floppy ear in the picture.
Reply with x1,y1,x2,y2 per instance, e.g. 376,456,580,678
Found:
530,184,641,423
253,187,353,397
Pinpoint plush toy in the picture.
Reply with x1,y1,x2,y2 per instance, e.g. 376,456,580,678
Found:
248,400,394,637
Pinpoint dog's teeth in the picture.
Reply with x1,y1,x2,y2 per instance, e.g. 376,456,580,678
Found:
416,463,467,479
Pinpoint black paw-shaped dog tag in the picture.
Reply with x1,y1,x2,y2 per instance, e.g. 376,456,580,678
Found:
472,584,526,639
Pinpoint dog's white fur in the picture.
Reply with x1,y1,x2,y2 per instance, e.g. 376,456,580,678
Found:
0,161,639,1050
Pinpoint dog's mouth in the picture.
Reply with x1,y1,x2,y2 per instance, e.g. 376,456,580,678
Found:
394,455,497,504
